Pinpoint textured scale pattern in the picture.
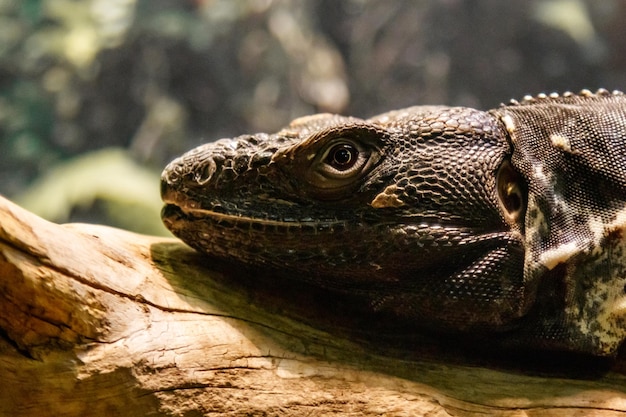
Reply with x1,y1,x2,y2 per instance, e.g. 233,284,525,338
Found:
161,89,626,356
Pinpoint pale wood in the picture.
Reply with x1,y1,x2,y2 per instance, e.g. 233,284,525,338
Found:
0,195,625,416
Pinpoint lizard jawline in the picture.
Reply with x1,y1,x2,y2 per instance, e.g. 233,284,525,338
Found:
162,203,347,229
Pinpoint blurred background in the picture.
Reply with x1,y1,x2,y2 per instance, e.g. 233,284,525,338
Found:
1,0,625,235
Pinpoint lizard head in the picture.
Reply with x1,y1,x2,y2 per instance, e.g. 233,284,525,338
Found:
162,90,626,356
161,106,529,333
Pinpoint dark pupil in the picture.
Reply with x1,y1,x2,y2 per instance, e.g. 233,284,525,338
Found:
328,144,357,169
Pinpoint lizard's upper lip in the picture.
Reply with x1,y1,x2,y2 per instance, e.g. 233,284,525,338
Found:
160,176,177,203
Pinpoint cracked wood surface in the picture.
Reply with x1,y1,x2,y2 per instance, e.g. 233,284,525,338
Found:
0,195,625,416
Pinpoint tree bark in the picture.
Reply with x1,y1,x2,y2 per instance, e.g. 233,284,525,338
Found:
1,195,625,416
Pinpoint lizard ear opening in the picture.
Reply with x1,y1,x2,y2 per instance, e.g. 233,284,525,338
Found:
496,160,527,223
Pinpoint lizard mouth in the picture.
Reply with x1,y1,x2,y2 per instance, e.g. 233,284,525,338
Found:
161,202,353,239
163,203,337,227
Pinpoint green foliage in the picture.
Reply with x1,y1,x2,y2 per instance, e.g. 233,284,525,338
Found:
15,148,169,236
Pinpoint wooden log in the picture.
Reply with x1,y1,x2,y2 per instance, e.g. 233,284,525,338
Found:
0,195,625,416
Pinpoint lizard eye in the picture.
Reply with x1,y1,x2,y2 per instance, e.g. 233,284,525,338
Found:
497,160,527,223
293,125,385,198
324,143,359,171
317,140,370,180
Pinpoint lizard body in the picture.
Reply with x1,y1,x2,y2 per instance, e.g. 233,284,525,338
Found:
161,89,626,356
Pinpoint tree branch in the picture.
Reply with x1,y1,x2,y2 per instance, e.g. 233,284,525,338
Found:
1,196,625,416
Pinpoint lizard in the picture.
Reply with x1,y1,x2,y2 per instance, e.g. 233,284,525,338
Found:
160,88,626,356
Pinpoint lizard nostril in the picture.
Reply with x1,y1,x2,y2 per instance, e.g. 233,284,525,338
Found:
195,158,217,185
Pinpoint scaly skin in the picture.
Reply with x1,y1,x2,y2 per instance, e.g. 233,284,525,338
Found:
161,89,626,356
